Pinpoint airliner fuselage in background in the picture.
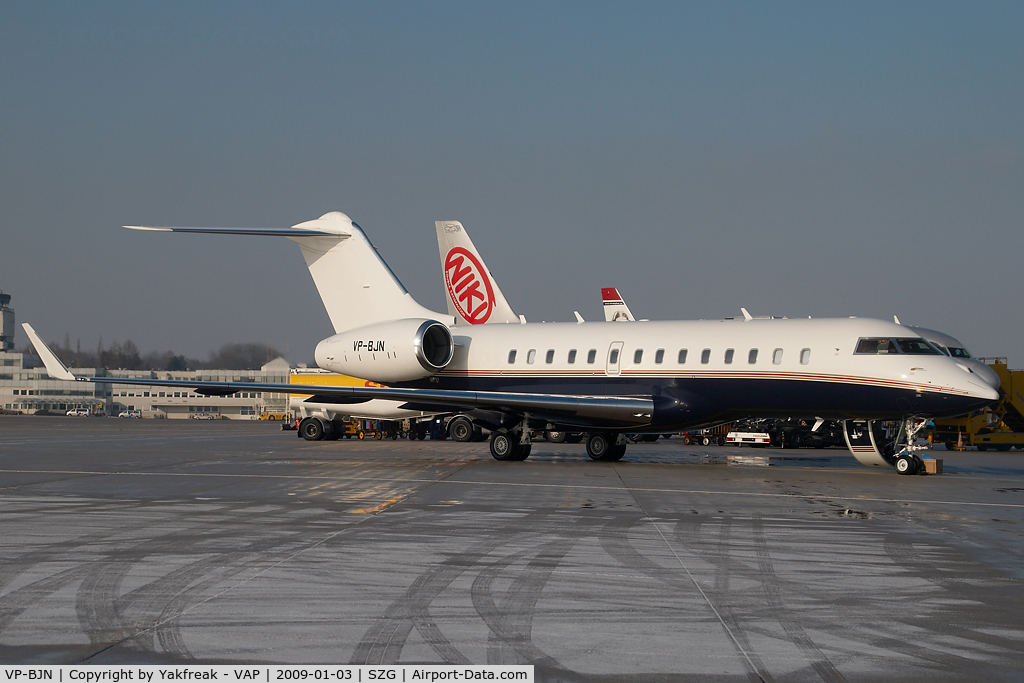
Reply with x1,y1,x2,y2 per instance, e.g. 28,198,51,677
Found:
25,212,999,473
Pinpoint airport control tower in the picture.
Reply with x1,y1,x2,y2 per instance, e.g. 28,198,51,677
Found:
0,291,14,351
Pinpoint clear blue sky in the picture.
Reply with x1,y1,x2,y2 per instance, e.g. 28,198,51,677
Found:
2,1,1022,364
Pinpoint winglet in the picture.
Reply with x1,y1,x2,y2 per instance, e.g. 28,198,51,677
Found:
21,324,77,381
741,308,753,322
894,315,902,325
574,311,585,323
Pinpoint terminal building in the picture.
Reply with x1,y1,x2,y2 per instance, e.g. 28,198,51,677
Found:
0,291,291,419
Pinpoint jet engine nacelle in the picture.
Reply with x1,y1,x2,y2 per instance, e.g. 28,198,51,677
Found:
314,318,454,383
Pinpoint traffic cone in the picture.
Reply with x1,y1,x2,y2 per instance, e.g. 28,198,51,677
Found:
957,429,965,451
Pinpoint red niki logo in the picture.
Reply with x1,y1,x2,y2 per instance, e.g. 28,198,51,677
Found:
444,247,494,324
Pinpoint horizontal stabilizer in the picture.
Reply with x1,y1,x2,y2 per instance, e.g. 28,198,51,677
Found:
21,324,76,381
126,212,448,334
123,226,346,237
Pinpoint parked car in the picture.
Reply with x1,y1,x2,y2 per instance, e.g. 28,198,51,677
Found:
190,413,216,420
118,409,142,418
66,408,90,416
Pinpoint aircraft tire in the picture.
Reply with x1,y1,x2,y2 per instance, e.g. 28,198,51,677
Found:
513,444,532,461
587,433,617,461
566,433,584,444
608,443,627,461
490,430,517,461
895,454,916,475
547,431,567,443
449,417,474,442
299,418,324,441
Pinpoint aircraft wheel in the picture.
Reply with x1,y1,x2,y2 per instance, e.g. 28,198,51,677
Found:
299,418,324,441
449,417,474,442
566,433,584,444
546,431,567,443
587,433,618,461
608,443,627,461
490,430,517,461
513,444,532,461
895,454,917,475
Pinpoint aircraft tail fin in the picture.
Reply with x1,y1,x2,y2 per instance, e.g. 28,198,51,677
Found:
601,287,635,322
435,221,518,325
126,212,448,333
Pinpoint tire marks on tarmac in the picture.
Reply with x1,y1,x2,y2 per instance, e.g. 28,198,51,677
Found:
350,510,560,665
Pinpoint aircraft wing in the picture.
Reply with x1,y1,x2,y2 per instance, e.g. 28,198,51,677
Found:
24,324,653,428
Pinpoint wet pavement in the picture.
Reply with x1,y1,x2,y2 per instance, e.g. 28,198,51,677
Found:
2,416,1023,681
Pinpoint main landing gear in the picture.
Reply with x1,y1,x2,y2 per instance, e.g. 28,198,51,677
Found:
489,429,532,461
586,433,626,461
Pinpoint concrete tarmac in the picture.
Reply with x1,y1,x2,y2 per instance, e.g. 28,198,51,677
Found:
2,417,1024,681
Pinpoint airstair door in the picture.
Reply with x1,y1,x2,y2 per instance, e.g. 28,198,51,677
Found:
606,342,624,376
842,420,892,467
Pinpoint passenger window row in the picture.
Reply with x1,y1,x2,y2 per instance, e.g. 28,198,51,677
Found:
506,347,812,365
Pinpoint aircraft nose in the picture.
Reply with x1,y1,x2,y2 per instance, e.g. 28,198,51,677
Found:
966,378,1001,402
968,361,1002,392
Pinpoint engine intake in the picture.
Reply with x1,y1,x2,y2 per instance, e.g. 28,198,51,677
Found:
315,318,454,383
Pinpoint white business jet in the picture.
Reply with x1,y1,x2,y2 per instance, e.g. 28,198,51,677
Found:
24,211,999,474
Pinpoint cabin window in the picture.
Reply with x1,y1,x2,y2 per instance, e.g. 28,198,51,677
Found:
587,349,597,364
655,349,664,364
508,350,517,364
568,349,577,364
609,349,619,364
800,348,811,364
724,349,734,364
634,349,643,364
855,338,899,355
545,349,554,364
678,349,688,364
748,348,758,364
527,349,536,364
701,348,711,364
773,348,783,364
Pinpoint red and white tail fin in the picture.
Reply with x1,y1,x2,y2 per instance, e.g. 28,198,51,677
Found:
601,287,635,322
435,221,518,325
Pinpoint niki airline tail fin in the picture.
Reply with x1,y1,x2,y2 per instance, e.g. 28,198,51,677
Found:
601,287,636,322
126,212,450,334
435,221,518,325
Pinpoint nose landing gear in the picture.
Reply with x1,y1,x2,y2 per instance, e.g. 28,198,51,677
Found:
894,418,928,476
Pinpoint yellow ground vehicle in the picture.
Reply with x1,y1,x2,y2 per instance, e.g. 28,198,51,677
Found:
259,411,291,421
931,358,1024,451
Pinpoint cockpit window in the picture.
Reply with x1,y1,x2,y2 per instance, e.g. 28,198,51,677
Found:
949,347,971,359
855,337,943,355
855,338,900,354
893,338,942,355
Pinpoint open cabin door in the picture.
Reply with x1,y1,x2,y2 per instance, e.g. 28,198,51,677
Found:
843,420,895,467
